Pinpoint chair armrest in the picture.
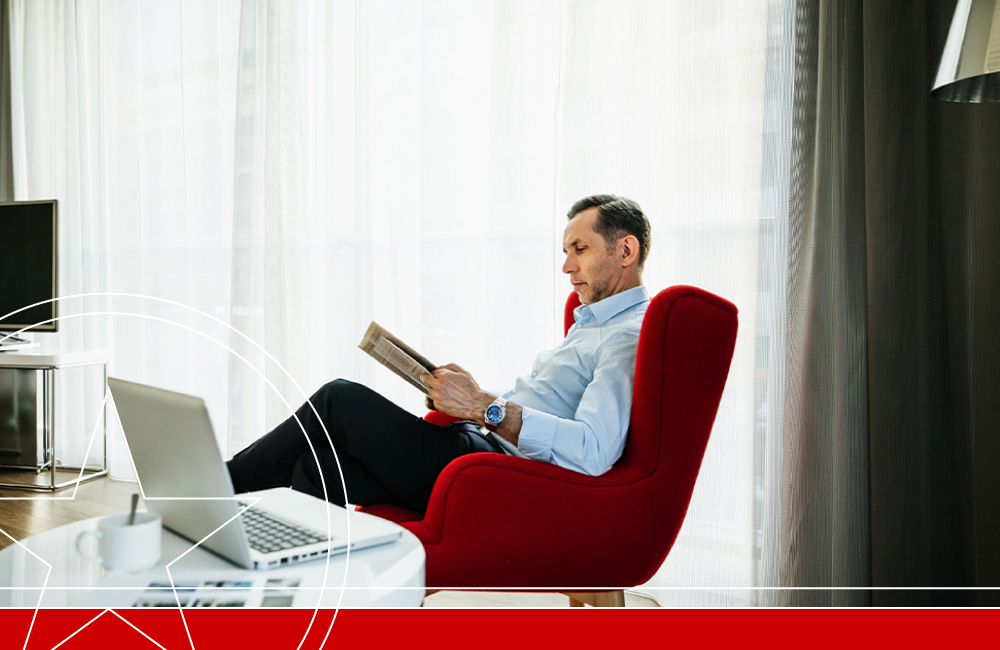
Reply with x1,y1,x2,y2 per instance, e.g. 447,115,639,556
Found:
423,410,462,427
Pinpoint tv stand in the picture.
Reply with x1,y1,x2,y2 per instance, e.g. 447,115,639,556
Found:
0,350,108,491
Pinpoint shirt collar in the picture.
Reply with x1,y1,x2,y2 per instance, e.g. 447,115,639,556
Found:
573,285,650,326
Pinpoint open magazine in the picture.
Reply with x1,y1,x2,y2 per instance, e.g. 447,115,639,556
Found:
358,321,436,395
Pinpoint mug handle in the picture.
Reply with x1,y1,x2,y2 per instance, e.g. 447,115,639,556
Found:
75,530,103,566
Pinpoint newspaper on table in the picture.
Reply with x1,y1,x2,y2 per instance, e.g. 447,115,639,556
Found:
358,321,436,395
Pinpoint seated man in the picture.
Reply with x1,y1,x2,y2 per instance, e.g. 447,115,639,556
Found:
227,194,652,514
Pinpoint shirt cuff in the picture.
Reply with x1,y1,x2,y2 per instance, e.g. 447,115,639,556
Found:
516,406,558,461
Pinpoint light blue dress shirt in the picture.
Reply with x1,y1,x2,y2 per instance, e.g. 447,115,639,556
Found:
490,285,649,476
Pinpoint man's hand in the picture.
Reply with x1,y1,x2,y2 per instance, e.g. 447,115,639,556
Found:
420,364,493,422
421,363,523,445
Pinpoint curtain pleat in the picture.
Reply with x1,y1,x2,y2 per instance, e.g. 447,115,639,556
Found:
6,0,110,472
0,0,13,201
780,0,871,606
862,0,961,603
925,0,1000,606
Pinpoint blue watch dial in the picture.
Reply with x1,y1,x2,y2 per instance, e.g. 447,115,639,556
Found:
486,405,504,424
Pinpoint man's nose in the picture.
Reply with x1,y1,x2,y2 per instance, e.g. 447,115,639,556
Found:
562,253,576,274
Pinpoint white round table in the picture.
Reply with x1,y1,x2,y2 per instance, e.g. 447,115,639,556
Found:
0,514,425,608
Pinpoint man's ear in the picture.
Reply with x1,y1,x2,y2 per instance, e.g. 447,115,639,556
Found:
620,235,640,267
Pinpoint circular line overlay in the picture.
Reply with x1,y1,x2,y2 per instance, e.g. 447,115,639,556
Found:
0,293,364,648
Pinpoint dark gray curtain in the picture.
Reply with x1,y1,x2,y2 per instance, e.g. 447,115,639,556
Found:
931,1,1000,605
781,0,871,607
0,0,13,201
783,0,1000,606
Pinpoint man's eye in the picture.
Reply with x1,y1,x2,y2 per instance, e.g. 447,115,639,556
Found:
576,247,586,254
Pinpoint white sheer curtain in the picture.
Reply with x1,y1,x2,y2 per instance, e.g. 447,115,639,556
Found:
7,0,241,477
224,0,793,604
227,0,569,451
7,0,792,604
8,0,114,473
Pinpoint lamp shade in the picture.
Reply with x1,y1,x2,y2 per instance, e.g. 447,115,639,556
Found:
932,0,1000,102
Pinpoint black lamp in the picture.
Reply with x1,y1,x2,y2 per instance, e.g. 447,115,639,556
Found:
932,0,1000,102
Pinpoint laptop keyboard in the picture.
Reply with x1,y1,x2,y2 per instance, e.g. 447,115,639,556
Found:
238,503,327,555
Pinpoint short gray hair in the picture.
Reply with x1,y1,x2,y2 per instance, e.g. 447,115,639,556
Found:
567,194,651,269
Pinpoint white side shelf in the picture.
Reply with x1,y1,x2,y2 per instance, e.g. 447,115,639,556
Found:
0,342,41,353
0,349,108,370
0,349,109,490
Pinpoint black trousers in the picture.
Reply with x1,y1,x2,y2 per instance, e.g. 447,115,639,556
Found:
226,379,501,513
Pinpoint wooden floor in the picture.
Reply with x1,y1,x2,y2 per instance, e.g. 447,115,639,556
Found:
0,472,657,607
0,470,141,551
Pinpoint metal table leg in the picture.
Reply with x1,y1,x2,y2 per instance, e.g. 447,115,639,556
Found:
0,363,109,491
45,368,55,489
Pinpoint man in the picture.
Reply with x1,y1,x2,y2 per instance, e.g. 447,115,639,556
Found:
227,194,651,514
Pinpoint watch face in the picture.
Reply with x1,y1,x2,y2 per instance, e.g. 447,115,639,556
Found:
486,405,504,424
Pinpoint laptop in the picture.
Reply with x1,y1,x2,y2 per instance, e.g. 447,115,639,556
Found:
107,377,402,570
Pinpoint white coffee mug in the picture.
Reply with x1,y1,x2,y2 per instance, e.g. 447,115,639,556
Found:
76,512,162,572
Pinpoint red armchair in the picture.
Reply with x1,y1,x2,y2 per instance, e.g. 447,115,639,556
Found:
363,285,738,605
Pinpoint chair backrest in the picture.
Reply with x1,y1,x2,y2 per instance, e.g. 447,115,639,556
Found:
563,291,582,335
634,286,739,569
563,286,738,575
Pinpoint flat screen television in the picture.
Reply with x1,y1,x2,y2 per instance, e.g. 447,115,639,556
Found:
0,200,58,334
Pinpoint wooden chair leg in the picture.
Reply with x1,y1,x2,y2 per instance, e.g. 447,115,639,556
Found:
593,590,626,607
561,590,626,607
421,588,439,606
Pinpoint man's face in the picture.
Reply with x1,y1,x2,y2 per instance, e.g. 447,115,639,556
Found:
562,207,621,305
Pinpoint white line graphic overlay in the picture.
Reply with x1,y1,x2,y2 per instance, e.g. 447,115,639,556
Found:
0,293,381,648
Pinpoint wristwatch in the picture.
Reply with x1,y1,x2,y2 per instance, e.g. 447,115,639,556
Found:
483,396,507,432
